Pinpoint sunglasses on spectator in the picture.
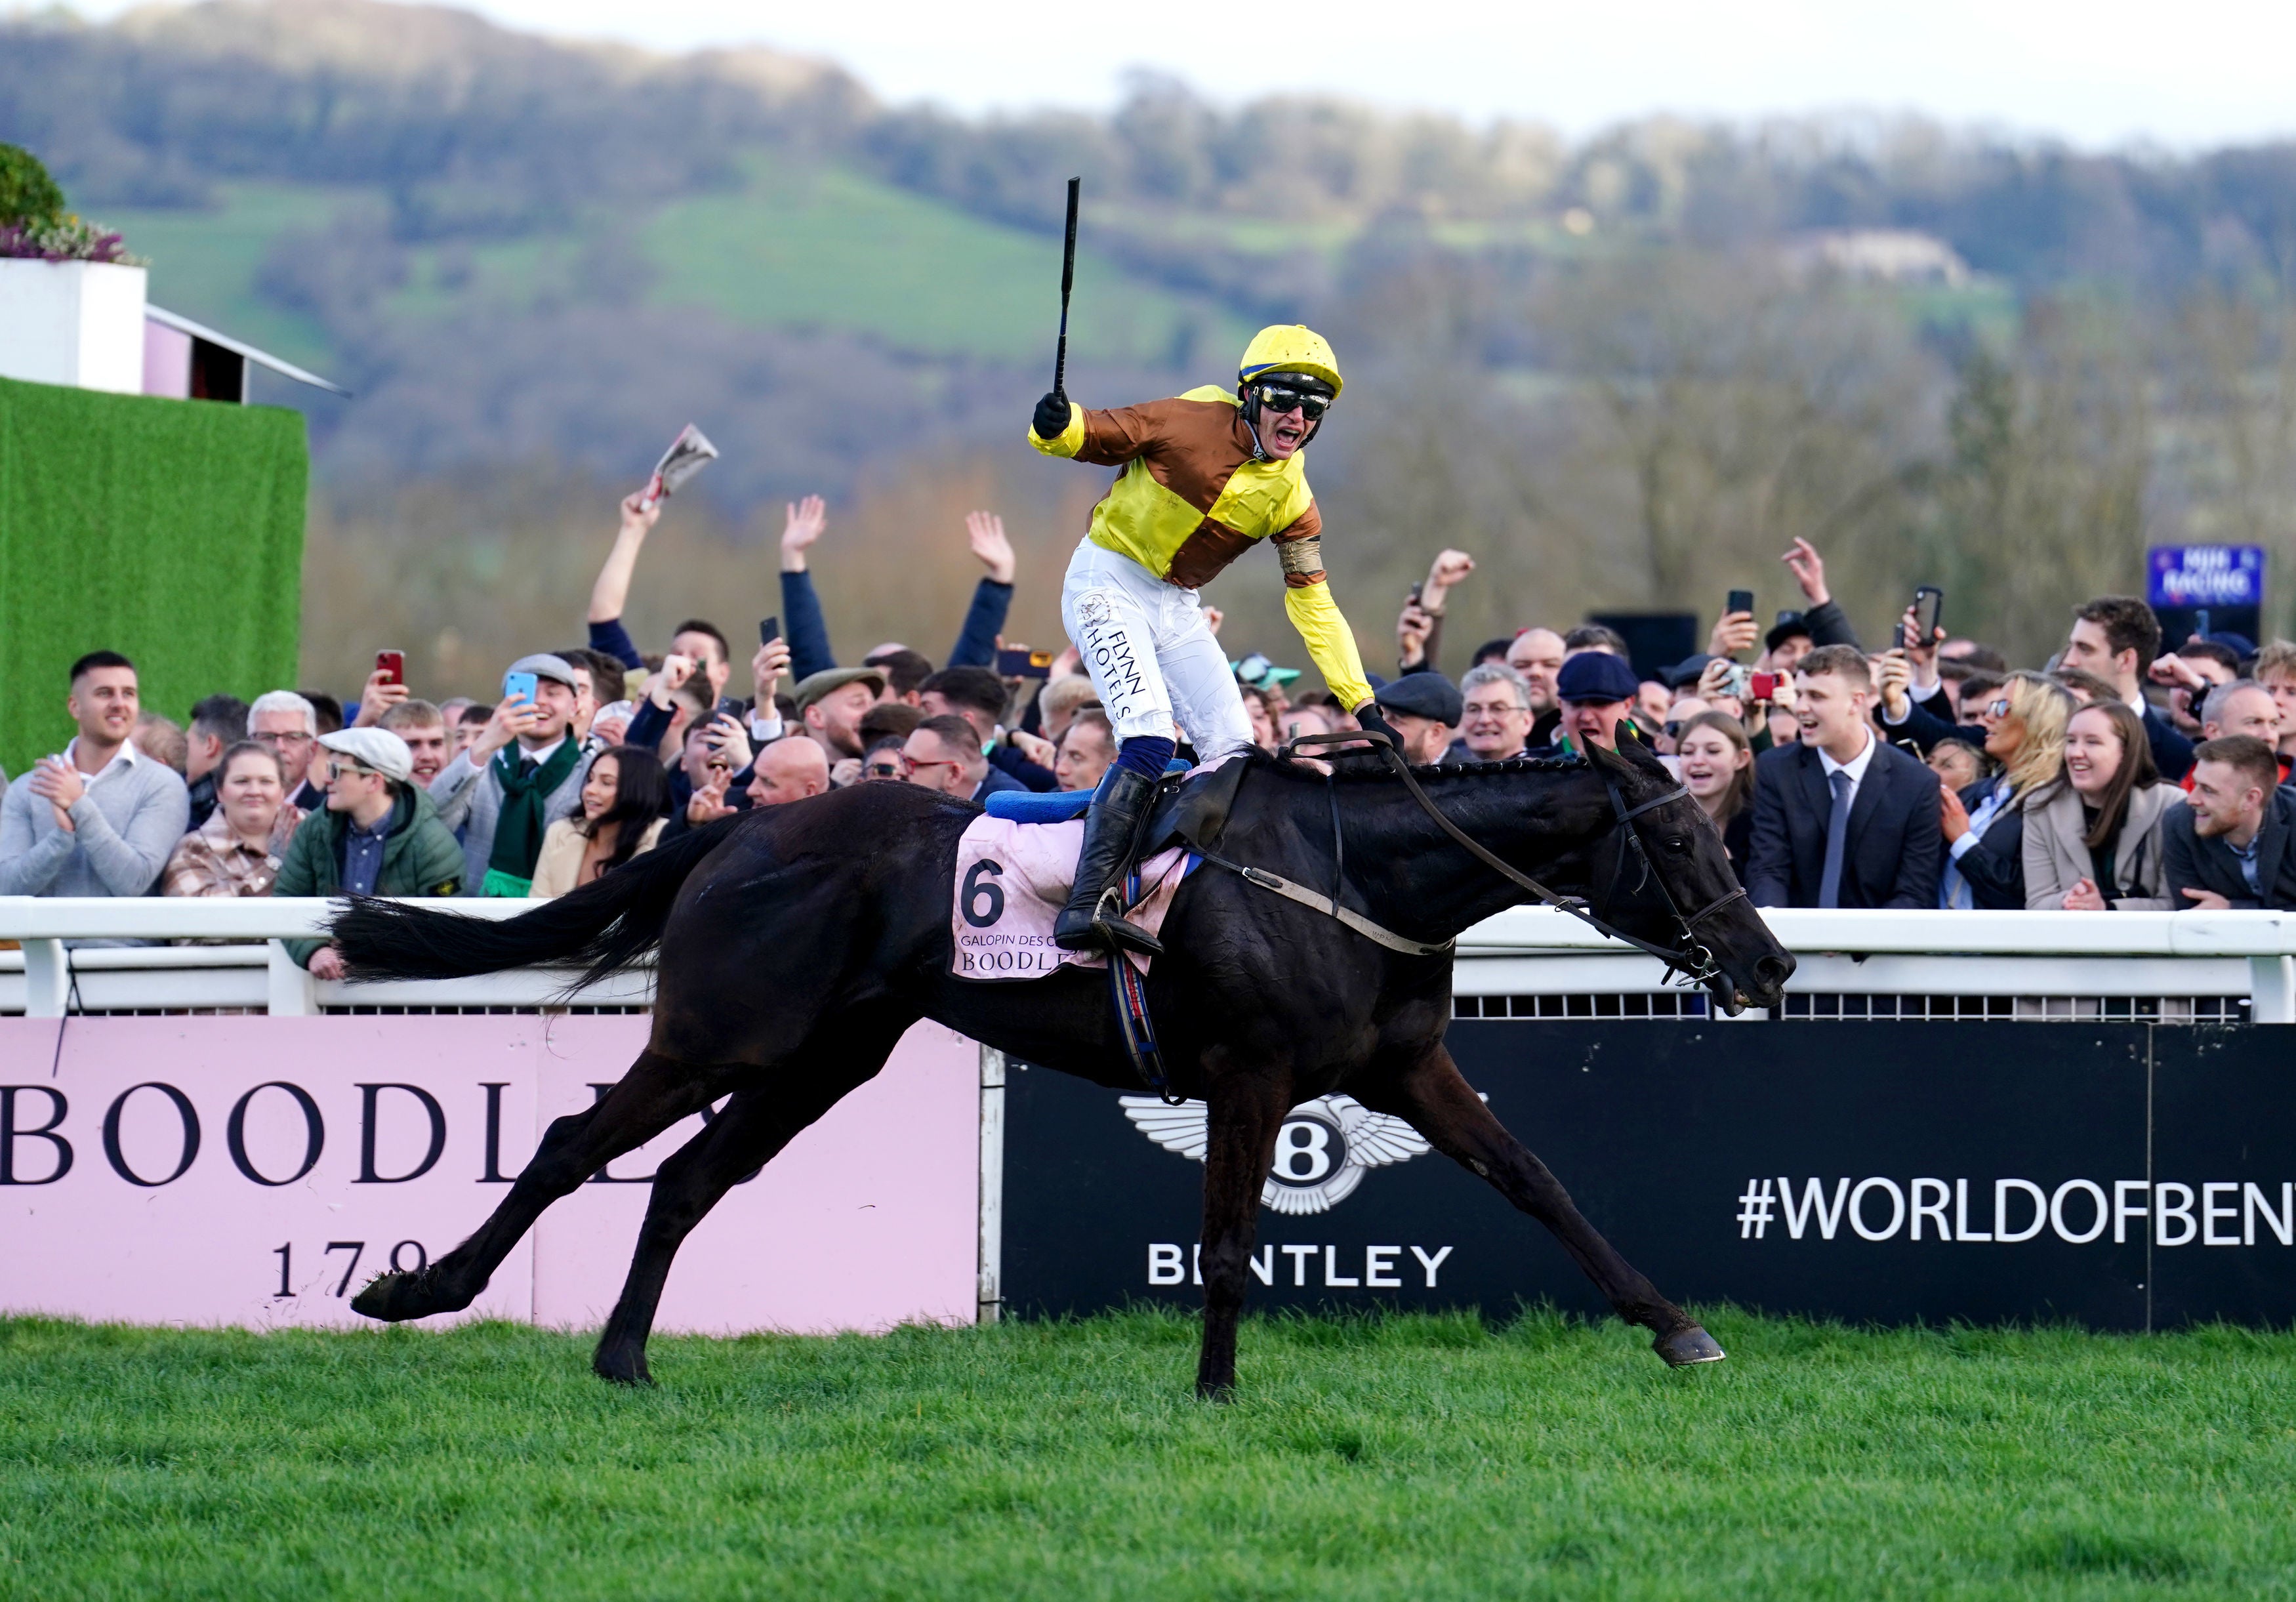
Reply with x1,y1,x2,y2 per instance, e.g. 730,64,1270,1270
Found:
1251,384,1330,421
862,757,905,779
325,759,378,782
1984,699,2012,719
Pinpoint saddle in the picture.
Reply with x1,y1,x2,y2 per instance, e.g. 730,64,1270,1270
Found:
982,756,1248,859
974,758,1249,1103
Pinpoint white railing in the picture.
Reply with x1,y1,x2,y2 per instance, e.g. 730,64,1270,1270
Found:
5,897,2296,1021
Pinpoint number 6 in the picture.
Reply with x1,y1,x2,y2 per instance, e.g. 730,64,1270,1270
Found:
962,859,1005,928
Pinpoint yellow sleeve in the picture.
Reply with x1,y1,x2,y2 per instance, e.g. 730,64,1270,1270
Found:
1283,579,1374,712
1027,401,1086,459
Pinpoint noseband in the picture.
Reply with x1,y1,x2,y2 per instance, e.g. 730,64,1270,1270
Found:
1281,731,1743,987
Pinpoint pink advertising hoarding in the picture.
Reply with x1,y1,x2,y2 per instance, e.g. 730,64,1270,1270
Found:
0,1016,979,1334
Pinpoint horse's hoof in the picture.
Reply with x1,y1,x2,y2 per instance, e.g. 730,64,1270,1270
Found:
593,1347,654,1387
1194,1378,1237,1404
1652,1325,1726,1367
350,1268,465,1323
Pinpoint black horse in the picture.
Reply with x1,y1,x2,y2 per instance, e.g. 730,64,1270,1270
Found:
331,737,1794,1397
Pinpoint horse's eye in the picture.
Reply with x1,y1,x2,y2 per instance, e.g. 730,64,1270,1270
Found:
1665,836,1689,853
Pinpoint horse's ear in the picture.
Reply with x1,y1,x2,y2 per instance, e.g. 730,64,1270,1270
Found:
1582,736,1635,777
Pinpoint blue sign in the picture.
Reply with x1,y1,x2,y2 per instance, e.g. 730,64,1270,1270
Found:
2148,545,2265,609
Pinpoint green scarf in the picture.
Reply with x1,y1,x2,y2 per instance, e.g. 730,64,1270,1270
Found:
485,737,581,893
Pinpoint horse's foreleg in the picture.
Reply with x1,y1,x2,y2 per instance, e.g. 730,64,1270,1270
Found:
1195,1059,1292,1401
1360,1043,1723,1366
352,1048,726,1323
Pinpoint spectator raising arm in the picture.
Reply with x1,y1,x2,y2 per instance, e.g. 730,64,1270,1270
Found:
585,492,661,671
1401,549,1474,674
949,510,1017,669
778,495,838,682
1780,537,1862,650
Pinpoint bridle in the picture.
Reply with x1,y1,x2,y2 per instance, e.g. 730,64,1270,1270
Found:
1277,731,1744,989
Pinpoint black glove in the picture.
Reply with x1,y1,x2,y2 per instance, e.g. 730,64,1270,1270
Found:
1032,390,1072,440
1353,703,1403,750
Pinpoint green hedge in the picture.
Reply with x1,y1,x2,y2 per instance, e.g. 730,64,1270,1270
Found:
0,375,305,777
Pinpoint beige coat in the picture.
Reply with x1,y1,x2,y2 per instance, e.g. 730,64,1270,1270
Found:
529,815,666,898
2021,780,2185,910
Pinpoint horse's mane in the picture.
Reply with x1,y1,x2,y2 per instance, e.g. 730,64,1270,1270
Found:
1239,747,1591,785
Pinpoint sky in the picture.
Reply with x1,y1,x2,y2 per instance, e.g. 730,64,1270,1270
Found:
69,0,2296,150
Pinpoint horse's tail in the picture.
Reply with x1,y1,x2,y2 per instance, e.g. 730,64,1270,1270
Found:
329,819,733,991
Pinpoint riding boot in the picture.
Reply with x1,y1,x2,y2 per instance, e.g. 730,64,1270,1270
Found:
1054,767,1165,957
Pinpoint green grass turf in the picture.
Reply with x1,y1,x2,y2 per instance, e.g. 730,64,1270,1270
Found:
2,1307,2291,1600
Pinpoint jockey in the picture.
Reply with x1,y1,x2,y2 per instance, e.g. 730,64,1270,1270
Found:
1029,323,1398,956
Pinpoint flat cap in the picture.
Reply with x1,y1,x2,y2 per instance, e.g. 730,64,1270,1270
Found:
508,653,581,691
1557,650,1641,704
790,665,887,711
1374,671,1463,726
318,726,413,785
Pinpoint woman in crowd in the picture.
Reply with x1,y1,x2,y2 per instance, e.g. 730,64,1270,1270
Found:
1239,683,1279,753
530,746,668,898
2022,699,2185,911
162,741,304,897
1940,671,2071,910
1674,710,1755,878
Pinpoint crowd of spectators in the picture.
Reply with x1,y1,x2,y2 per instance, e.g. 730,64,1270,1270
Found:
10,486,2296,969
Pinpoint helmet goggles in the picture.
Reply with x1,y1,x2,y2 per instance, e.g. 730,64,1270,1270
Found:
1248,377,1334,421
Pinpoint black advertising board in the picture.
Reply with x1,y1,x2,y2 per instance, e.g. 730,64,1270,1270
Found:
1000,1022,2293,1330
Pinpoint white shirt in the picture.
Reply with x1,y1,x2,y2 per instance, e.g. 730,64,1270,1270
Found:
61,735,140,787
1816,729,1876,811
513,734,567,769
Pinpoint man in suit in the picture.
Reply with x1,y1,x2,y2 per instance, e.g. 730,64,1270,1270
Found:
1747,644,1942,909
2164,735,2296,910
2059,595,2195,781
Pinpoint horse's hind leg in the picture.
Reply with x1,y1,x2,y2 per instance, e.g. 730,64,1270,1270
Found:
1359,1042,1721,1366
591,1027,903,1385
1195,1056,1294,1401
352,1048,729,1323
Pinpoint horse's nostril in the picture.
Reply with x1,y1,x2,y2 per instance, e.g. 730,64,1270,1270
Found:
1755,953,1796,987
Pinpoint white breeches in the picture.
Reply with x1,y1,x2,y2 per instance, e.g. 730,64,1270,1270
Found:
1061,537,1256,764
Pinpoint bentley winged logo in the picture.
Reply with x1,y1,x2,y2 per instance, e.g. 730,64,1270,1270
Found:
1118,1094,1433,1216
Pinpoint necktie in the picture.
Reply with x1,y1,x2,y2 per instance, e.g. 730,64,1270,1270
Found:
1819,769,1854,909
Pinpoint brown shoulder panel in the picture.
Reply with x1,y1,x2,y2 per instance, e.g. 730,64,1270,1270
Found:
1165,520,1258,589
1077,397,1252,514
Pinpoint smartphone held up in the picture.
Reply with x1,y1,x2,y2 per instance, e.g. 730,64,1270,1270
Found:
373,649,405,688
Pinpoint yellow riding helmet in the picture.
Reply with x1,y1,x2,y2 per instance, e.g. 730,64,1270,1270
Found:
1237,324,1343,398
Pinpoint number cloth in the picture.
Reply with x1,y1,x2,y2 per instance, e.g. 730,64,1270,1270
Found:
1030,386,1372,712
947,811,1195,981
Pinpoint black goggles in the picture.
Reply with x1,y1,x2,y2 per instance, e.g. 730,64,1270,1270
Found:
1251,383,1331,421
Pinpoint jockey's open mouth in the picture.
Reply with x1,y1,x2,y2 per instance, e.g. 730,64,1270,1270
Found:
1259,403,1312,455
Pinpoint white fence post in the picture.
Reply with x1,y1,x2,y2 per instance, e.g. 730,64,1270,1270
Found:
2249,955,2296,1023
977,1045,1006,1325
266,941,315,1017
21,939,67,1017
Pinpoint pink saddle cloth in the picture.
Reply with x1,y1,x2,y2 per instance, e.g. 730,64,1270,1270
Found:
951,813,1192,981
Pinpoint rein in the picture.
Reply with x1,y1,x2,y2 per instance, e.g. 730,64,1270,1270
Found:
1234,731,1743,986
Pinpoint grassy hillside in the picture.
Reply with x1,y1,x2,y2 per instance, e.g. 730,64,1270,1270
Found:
96,182,356,376
97,156,1251,384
